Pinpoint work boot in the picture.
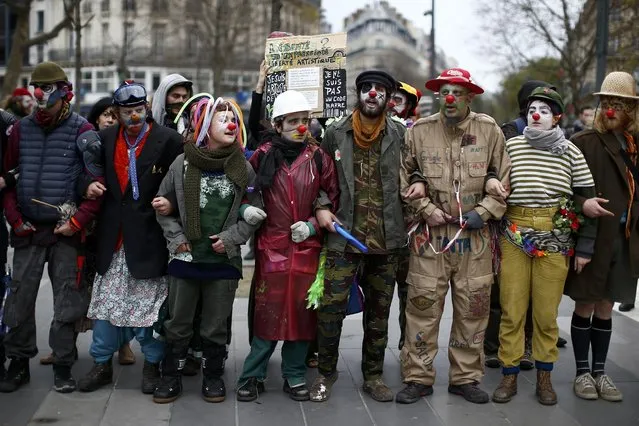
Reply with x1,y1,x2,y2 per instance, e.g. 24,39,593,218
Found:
283,379,310,401
520,338,533,370
448,381,489,404
0,358,30,393
395,382,433,404
556,336,568,348
142,360,161,394
484,353,500,368
362,378,394,402
182,352,201,376
594,374,623,402
78,359,113,392
53,364,76,393
201,342,226,403
309,372,338,402
536,370,557,405
492,374,518,403
153,345,184,404
118,343,136,365
236,377,265,402
573,372,598,400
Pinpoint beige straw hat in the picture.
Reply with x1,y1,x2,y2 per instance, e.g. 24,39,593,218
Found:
594,71,639,100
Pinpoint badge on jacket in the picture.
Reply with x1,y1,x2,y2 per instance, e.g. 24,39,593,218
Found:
152,165,164,174
335,149,341,161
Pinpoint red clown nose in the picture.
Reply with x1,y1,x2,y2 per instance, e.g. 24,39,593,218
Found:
532,112,540,121
606,108,615,118
297,125,307,134
368,90,377,98
34,87,44,100
445,95,455,104
388,101,396,108
227,122,237,131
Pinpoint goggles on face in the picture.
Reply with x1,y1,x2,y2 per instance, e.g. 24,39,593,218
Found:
113,82,147,107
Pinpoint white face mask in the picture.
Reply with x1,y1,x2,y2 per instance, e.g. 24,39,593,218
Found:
389,92,407,116
359,82,387,117
527,100,554,130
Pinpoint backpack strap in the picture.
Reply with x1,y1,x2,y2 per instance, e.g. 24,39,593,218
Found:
514,117,527,135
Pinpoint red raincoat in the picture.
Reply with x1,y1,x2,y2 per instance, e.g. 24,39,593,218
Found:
250,142,339,341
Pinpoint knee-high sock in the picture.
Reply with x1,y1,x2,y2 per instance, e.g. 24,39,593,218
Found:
591,316,612,377
570,313,591,376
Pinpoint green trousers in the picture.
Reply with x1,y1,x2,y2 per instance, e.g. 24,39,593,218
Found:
238,337,309,387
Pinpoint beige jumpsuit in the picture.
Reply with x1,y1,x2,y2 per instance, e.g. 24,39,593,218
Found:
399,111,510,386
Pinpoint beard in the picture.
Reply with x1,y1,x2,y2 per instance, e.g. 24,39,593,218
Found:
355,98,385,118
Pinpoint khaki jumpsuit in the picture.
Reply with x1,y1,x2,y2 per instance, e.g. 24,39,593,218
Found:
399,111,510,386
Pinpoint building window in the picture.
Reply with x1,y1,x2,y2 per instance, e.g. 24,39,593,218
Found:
153,0,168,11
186,30,198,55
124,22,134,46
96,70,114,92
101,0,110,12
122,0,136,11
101,22,109,43
152,73,161,90
82,0,92,14
151,23,166,56
36,10,44,33
37,44,44,62
375,39,384,48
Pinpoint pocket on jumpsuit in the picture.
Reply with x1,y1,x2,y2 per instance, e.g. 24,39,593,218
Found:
54,262,90,324
463,274,493,320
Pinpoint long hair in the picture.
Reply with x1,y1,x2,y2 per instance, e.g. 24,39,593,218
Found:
593,103,639,133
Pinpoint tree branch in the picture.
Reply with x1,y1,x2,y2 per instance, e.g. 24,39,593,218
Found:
26,15,74,47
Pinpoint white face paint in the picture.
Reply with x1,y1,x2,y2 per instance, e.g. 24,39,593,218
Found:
389,92,407,117
33,84,56,109
208,110,238,147
527,100,554,130
277,111,310,143
359,82,387,118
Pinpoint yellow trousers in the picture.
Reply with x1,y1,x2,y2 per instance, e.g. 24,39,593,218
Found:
498,206,569,370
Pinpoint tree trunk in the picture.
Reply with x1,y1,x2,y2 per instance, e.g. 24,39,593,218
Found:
270,0,281,32
2,10,30,97
74,1,82,112
117,9,130,82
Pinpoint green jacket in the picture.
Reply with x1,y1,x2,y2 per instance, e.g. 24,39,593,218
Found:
320,114,407,252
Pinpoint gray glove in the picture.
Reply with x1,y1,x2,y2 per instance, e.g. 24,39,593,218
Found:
462,210,485,230
242,206,267,225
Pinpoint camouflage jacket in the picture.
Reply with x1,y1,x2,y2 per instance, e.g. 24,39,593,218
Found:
320,113,407,252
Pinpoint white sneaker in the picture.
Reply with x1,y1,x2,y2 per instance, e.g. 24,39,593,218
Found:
595,374,623,402
573,373,598,400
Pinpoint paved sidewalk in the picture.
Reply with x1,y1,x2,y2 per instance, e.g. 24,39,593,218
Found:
2,266,639,425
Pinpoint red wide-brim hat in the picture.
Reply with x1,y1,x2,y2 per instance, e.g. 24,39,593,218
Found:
425,68,484,94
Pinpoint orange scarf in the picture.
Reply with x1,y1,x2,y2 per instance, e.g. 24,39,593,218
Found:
352,109,385,150
623,131,636,239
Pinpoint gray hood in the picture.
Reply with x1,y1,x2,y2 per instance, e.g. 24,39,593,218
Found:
152,73,192,132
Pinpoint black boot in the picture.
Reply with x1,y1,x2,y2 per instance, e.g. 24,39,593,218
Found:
0,357,30,392
141,360,161,394
153,345,184,404
0,343,5,380
53,364,76,393
201,342,226,403
78,359,113,392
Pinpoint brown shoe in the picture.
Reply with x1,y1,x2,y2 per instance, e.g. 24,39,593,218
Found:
118,343,136,366
40,353,54,365
492,374,518,403
536,370,557,405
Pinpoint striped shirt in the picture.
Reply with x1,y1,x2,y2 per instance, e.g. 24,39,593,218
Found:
506,135,594,208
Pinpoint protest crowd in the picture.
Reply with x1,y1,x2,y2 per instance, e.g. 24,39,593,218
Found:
0,29,637,412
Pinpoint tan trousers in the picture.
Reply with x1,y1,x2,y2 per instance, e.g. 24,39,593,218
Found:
400,225,494,386
498,206,569,369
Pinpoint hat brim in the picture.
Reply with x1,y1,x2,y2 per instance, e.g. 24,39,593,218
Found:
425,78,484,95
593,91,639,100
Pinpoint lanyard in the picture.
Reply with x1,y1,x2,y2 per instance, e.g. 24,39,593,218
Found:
408,179,467,255
123,123,148,201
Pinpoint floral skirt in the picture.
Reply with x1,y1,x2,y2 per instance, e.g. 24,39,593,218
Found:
87,248,168,328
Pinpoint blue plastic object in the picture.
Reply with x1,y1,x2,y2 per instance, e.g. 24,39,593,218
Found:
333,222,369,253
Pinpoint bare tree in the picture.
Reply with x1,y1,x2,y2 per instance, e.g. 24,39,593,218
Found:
67,0,93,112
1,0,80,97
477,0,596,108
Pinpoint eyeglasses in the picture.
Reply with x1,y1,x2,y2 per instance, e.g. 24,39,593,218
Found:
113,83,147,106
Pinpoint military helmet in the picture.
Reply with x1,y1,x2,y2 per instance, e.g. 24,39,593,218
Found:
30,62,68,85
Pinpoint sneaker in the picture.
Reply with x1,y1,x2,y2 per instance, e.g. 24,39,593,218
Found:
484,354,500,369
236,377,265,402
53,365,76,394
283,380,310,401
362,378,394,402
595,374,623,402
309,373,338,402
395,382,433,404
556,337,568,348
573,373,598,400
448,382,489,404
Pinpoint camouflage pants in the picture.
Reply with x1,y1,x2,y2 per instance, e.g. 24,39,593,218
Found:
396,247,410,350
317,251,398,380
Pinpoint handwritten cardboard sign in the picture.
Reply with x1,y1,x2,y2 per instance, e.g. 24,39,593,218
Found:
264,32,347,119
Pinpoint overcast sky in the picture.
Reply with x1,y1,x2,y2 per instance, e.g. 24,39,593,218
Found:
322,0,501,93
